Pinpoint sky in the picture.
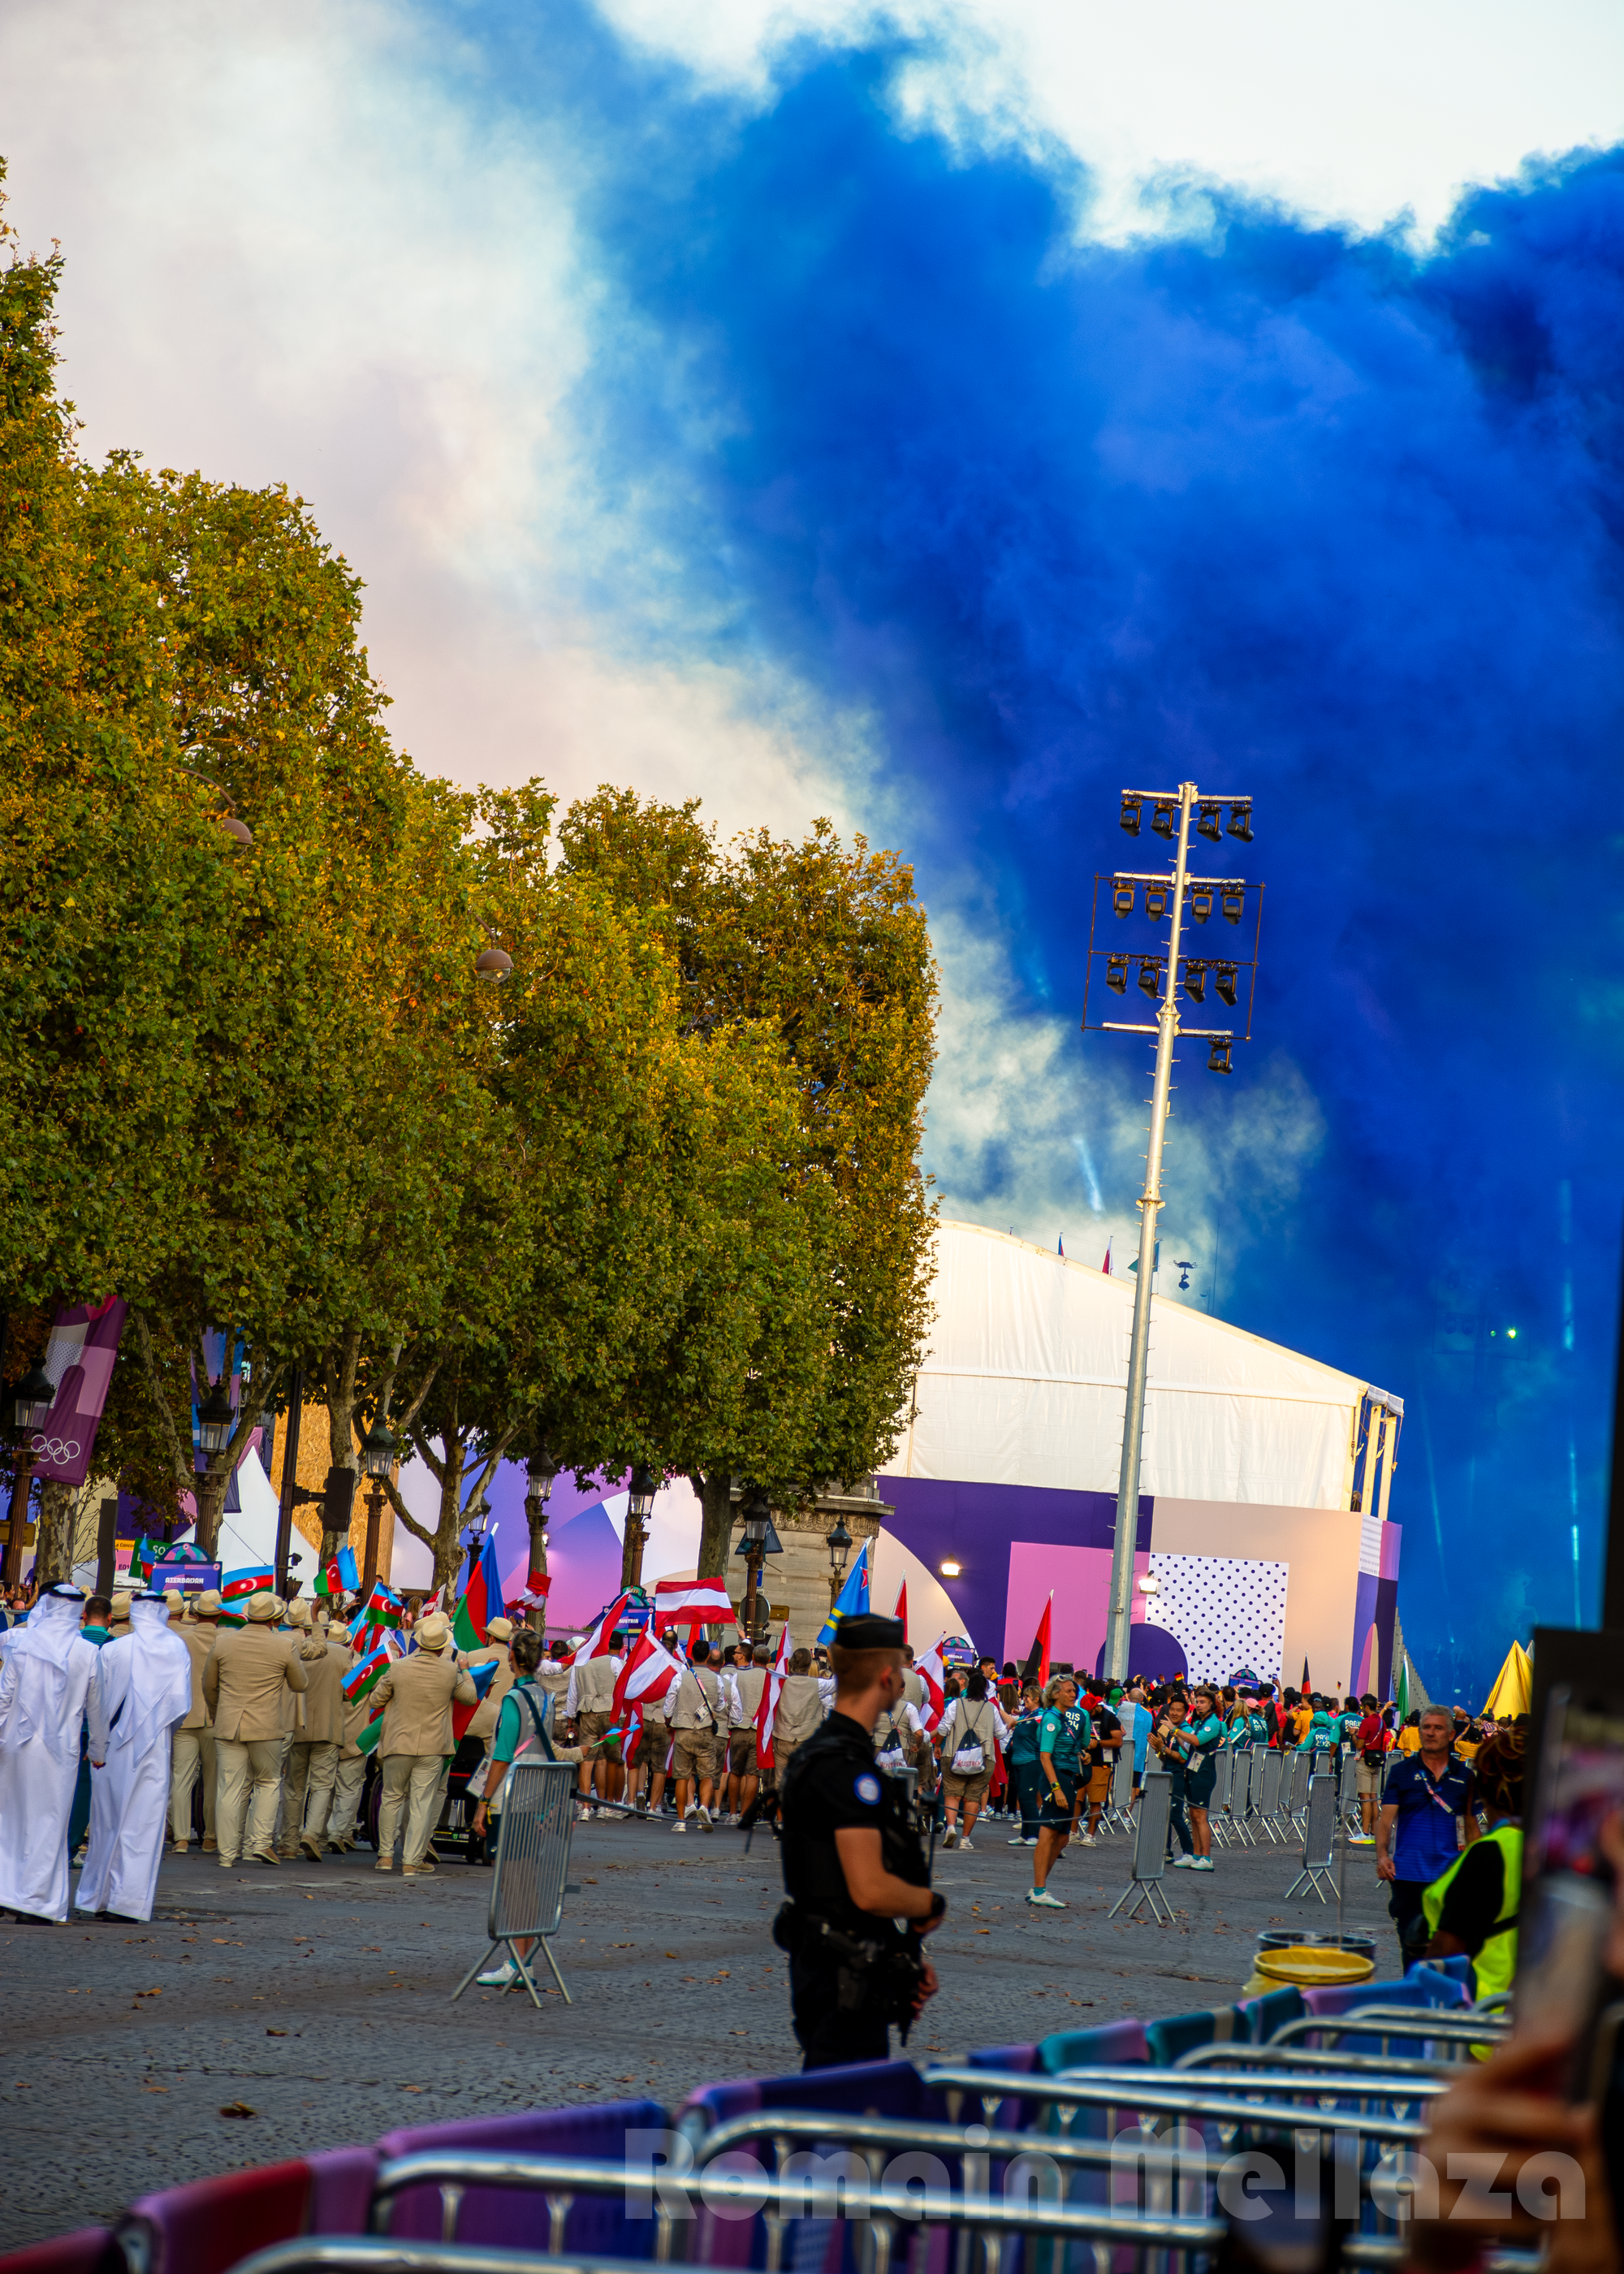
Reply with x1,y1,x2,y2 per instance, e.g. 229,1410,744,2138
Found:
2,0,1622,1694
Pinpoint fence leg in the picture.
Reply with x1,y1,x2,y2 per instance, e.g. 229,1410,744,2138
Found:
538,1932,573,2005
449,1942,503,2002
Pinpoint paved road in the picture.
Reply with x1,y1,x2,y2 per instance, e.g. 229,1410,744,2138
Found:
0,1814,1398,2248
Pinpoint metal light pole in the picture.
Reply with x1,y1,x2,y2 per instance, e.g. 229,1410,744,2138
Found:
1086,782,1263,1684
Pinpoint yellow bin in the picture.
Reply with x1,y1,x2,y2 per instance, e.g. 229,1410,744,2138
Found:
1242,1945,1376,1997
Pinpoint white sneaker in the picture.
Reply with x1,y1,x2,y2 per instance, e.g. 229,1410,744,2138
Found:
1076,1832,1097,1846
1027,1887,1066,1909
959,1837,974,1852
672,1818,688,1833
575,1805,594,1823
477,1957,517,1987
697,1806,713,1833
1172,1853,1195,1867
943,1824,960,1849
1193,1857,1215,1871
1007,1835,1029,1846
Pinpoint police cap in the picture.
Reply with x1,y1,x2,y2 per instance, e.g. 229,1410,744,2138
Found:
832,1613,905,1651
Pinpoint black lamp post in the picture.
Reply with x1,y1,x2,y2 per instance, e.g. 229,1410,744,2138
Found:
358,1418,397,1596
826,1515,853,1610
623,1464,659,1589
2,1362,54,1590
736,1485,776,1645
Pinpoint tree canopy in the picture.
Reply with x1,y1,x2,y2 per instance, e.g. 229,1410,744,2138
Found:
0,175,938,1588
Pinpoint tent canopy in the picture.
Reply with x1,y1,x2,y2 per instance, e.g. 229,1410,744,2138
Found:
1482,1640,1532,1720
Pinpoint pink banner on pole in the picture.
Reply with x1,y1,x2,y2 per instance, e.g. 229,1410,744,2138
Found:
32,1298,128,1487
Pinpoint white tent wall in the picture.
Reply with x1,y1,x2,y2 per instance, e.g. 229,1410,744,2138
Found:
897,1222,1365,1507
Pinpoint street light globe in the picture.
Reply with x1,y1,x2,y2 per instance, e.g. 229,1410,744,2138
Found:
358,1418,397,1480
475,945,513,981
827,1517,853,1577
628,1466,659,1526
11,1362,55,1433
197,1379,235,1456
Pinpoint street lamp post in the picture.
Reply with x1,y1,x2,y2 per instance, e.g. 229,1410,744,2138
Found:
524,1450,559,1632
622,1466,659,1591
357,1419,397,1597
826,1515,853,1612
736,1486,775,1644
1082,782,1263,1684
2,1362,54,1591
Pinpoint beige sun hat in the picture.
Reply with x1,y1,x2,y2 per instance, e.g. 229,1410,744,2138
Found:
415,1612,451,1653
193,1589,223,1618
110,1593,133,1626
245,1592,282,1623
164,1590,184,1615
287,1598,313,1628
485,1615,515,1643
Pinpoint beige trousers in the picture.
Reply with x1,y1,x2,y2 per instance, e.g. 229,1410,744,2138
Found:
170,1727,216,1846
214,1737,284,1863
328,1753,367,1843
279,1740,340,1852
379,1752,443,1866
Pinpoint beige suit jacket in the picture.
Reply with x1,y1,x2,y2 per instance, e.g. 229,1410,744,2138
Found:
179,1619,221,1731
202,1624,309,1741
371,1650,477,1758
460,1645,515,1742
295,1636,350,1747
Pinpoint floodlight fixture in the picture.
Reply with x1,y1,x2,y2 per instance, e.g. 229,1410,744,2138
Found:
1106,954,1128,995
1112,881,1134,919
1120,794,1142,837
1215,963,1238,1006
1151,801,1177,841
1197,802,1223,841
1137,957,1161,1000
1182,959,1207,1003
1207,1038,1233,1074
1221,888,1245,925
1190,886,1213,923
1174,1260,1194,1290
1143,884,1169,923
1227,801,1254,843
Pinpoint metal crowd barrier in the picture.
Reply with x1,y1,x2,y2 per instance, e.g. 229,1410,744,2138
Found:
1255,1748,1286,1840
1105,1748,1136,1831
1208,1751,1234,1844
1272,2011,1510,2056
922,2067,1429,2147
1285,1771,1338,1900
1107,1770,1175,1922
450,1757,578,2008
1284,1750,1311,1827
229,2242,1543,2274
362,2147,1228,2273
1174,2042,1453,2083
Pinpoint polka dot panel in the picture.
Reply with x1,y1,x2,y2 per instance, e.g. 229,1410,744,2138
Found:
1142,1553,1289,1684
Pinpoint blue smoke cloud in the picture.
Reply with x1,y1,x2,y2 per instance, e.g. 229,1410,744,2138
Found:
451,8,1624,1694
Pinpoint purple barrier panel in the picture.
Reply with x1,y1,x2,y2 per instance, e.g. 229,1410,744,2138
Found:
376,2097,667,2257
0,2233,124,2274
304,2147,379,2239
119,2160,317,2274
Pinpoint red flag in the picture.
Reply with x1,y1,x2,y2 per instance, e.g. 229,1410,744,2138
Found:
893,1580,908,1642
1102,1239,1113,1276
914,1636,948,1733
756,1624,793,1770
559,1590,632,1669
1022,1596,1052,1689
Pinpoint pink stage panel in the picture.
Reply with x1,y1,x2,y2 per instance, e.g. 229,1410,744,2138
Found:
1003,1542,1149,1671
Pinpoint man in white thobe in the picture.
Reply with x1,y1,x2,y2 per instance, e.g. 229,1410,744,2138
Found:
0,1585,109,1923
77,1592,192,1922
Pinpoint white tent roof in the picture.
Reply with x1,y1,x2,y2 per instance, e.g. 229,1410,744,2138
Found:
896,1221,1369,1510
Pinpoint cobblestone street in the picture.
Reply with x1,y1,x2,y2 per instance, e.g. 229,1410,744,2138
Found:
0,1816,1397,2248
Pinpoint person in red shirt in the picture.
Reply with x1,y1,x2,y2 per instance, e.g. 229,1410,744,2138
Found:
1353,1692,1391,1842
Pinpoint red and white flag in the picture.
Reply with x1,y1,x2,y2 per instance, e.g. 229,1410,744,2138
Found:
613,1626,684,1720
652,1576,734,1634
559,1589,632,1668
914,1635,948,1733
514,1568,552,1612
893,1580,908,1641
755,1623,793,1771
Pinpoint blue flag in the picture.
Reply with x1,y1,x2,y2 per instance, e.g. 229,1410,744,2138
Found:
817,1539,871,1648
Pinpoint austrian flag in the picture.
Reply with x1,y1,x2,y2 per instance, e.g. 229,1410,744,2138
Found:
612,1628,683,1720
652,1576,734,1634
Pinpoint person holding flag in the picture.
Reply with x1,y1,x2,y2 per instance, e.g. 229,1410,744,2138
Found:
817,1541,871,1649
365,1612,477,1876
612,1624,683,1819
471,1626,603,1988
278,1605,348,1861
564,1598,628,1822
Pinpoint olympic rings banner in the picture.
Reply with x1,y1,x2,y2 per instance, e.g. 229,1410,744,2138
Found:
30,1298,128,1486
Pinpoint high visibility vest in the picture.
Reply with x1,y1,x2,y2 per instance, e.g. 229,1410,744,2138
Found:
1422,1821,1522,2008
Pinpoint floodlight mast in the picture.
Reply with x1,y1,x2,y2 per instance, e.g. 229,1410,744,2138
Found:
1102,781,1199,1684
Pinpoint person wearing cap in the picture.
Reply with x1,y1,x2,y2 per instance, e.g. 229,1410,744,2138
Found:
202,1592,309,1867
667,1638,725,1833
458,1615,517,1760
108,1593,133,1637
171,1589,223,1854
279,1601,348,1862
367,1611,477,1876
776,1612,943,2069
564,1627,625,1822
79,1591,192,1921
0,1585,110,1924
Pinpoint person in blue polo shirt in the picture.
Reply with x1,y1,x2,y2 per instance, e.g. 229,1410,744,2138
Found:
1376,1701,1478,1966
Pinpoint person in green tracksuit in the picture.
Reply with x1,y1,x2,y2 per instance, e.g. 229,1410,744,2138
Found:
1423,1728,1523,2015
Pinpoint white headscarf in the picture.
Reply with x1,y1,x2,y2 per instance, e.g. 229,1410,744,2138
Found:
0,1588,92,1749
100,1595,192,1757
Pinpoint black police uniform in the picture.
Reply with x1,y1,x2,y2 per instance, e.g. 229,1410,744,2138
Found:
777,1697,935,2070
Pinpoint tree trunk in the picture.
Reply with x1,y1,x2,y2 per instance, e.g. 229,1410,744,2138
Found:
433,1431,469,1595
35,1481,75,1589
694,1472,736,1581
525,1512,548,1632
194,1462,231,1561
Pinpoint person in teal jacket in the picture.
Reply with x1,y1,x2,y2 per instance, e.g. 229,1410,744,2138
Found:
1297,1695,1337,1750
1004,1684,1046,1845
1180,1686,1225,1870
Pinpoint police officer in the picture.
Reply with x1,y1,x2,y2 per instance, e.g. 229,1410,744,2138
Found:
776,1611,944,2069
